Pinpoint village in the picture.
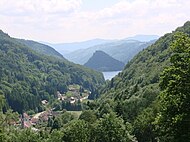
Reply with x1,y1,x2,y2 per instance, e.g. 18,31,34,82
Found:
20,84,90,130
56,84,90,104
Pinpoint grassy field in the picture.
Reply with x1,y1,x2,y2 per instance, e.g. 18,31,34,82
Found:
67,111,82,118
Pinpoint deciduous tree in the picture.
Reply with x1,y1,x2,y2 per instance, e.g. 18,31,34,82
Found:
156,32,190,141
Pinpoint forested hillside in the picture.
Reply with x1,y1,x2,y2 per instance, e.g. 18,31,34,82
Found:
84,50,125,71
0,21,190,141
16,39,64,59
0,30,104,113
97,21,190,141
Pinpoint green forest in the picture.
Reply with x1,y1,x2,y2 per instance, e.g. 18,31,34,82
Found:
0,30,104,113
0,21,190,142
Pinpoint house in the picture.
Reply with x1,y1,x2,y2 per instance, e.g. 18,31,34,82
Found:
70,97,76,104
23,113,31,121
31,127,39,131
41,100,48,105
39,111,49,122
31,118,38,125
24,121,32,128
80,95,89,102
56,91,62,98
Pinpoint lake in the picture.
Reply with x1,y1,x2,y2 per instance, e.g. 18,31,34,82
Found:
102,71,121,80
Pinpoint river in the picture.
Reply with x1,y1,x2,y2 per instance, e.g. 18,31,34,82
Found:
102,71,121,80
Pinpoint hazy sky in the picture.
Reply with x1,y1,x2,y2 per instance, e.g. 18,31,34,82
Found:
0,0,189,43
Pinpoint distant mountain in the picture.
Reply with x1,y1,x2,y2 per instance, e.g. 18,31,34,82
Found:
65,40,155,65
17,39,64,59
42,39,115,55
126,34,159,42
39,35,158,56
84,50,125,72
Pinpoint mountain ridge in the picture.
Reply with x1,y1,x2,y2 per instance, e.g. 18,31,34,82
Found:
16,39,65,59
40,34,159,56
42,39,115,55
84,50,125,72
126,34,159,41
65,39,156,65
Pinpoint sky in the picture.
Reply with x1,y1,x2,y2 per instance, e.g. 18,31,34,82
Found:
0,0,189,43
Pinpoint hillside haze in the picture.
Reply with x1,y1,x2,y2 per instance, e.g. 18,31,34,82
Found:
126,34,159,41
65,39,156,65
40,35,158,65
43,39,115,55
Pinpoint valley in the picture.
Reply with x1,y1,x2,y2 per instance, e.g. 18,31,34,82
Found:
0,1,189,141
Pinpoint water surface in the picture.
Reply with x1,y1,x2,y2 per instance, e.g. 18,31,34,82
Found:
102,71,121,80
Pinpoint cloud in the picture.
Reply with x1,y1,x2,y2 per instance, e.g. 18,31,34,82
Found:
90,0,190,36
0,0,189,42
0,0,82,16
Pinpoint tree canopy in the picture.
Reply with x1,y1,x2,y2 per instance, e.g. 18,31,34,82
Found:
156,32,190,141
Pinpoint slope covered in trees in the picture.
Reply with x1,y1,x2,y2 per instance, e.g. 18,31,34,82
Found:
16,39,64,59
156,32,190,141
0,30,104,113
84,50,125,71
97,21,190,141
0,21,190,142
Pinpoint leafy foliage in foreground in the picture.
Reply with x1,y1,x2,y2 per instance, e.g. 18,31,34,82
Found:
156,32,190,141
97,21,190,141
0,108,134,142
